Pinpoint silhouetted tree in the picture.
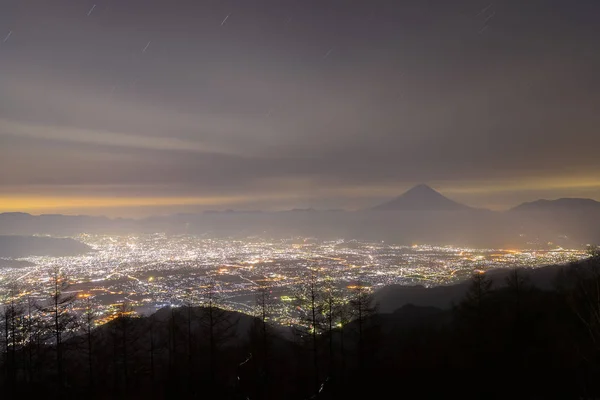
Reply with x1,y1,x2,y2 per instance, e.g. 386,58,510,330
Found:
39,267,76,393
1,286,23,393
455,270,494,395
459,270,493,326
246,285,276,398
565,258,600,353
506,268,532,323
23,296,45,385
182,288,197,394
338,301,351,384
148,315,156,387
199,279,237,392
294,268,324,393
255,285,275,374
587,244,600,260
113,301,136,392
79,294,96,389
1,302,9,390
348,282,377,373
322,278,340,376
167,305,176,387
504,268,534,373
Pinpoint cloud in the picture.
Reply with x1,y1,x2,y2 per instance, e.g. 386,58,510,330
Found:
0,118,231,154
1,0,599,215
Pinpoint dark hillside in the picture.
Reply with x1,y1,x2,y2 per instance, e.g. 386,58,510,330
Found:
2,256,600,399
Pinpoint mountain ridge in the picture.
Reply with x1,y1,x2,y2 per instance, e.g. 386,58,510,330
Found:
3,190,600,219
511,197,600,212
0,235,92,258
371,184,474,211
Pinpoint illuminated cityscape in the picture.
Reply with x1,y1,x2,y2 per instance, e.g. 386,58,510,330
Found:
0,234,588,327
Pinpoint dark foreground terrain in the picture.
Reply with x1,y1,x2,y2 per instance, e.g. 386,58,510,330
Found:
2,254,600,399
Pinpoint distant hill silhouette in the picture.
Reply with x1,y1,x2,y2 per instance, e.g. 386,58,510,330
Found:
373,261,577,312
511,197,600,212
0,235,92,258
2,189,600,247
371,184,473,211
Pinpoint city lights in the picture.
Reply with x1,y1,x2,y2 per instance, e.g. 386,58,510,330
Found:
0,234,588,327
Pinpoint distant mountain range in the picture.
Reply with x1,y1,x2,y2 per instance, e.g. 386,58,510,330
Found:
1,185,599,247
371,184,473,211
510,198,600,212
2,185,598,218
0,235,92,258
373,185,600,213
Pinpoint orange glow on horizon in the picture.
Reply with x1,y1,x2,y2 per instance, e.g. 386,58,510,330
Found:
1,175,599,216
0,195,266,212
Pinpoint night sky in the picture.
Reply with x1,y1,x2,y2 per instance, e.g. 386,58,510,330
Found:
1,0,599,216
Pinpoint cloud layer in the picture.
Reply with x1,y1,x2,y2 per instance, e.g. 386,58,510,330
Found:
1,0,599,215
